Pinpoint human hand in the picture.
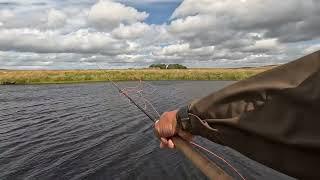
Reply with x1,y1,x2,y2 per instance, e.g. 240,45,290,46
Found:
154,110,193,149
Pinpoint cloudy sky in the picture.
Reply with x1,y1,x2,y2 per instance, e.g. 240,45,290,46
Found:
0,0,320,69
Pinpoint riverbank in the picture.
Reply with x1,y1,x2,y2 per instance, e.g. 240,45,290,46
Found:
0,66,275,85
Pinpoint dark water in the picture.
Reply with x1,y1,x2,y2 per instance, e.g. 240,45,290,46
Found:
0,81,294,180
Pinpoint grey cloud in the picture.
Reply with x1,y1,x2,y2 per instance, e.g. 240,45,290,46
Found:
171,0,320,47
264,16,320,43
31,2,47,6
0,51,117,69
1,0,320,69
0,29,132,55
0,2,19,6
0,1,89,30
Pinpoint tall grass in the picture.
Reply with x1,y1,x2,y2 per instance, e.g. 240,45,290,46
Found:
0,67,274,85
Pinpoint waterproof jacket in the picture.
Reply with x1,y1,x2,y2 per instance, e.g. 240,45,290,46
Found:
177,50,320,180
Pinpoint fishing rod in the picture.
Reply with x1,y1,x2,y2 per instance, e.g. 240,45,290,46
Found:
92,64,238,180
95,64,155,122
109,81,155,123
108,80,233,180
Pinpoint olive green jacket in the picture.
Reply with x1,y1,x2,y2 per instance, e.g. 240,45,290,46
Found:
177,50,320,179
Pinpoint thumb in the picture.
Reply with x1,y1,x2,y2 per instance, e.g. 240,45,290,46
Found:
153,120,161,139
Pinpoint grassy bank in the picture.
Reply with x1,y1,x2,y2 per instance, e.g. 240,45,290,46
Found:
0,66,275,85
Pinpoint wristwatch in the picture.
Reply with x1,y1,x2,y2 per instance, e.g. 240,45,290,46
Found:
176,106,192,132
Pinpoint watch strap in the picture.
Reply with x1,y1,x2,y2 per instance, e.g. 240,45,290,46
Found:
176,106,192,132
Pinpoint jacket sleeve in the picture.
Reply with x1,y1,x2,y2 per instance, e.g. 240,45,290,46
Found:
177,50,320,179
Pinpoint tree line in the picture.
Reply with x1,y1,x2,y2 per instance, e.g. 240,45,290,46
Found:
149,64,187,69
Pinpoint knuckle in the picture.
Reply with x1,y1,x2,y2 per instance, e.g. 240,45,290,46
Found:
163,112,169,117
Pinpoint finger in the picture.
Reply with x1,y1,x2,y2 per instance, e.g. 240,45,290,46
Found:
178,129,193,142
168,139,175,149
160,142,169,149
154,120,159,131
161,137,168,145
154,120,160,139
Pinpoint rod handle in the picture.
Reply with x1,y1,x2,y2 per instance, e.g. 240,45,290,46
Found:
172,137,233,180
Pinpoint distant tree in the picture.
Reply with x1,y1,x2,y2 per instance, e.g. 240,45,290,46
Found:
149,64,167,69
149,63,187,69
167,64,187,69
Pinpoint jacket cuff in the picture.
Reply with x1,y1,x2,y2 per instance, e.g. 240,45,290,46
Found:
176,105,192,132
177,104,211,136
176,106,192,132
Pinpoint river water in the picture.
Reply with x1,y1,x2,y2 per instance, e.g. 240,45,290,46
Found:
0,81,293,180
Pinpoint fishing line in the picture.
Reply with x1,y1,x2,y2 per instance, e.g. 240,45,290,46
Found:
110,80,155,123
95,64,158,123
93,63,245,180
190,142,246,180
112,82,246,180
119,85,245,179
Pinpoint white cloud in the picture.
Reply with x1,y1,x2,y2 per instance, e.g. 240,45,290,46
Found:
242,38,284,53
47,9,67,28
0,9,15,20
152,43,215,64
253,39,279,50
158,43,190,55
304,44,320,54
0,0,320,69
0,9,15,26
171,0,320,44
164,0,320,66
0,28,131,55
111,22,151,39
117,0,182,3
88,0,149,30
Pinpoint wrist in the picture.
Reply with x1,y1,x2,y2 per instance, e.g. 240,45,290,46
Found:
176,106,192,132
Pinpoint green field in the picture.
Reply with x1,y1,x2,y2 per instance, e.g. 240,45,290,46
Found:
0,67,275,85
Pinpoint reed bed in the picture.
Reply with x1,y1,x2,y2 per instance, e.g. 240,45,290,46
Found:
0,67,275,85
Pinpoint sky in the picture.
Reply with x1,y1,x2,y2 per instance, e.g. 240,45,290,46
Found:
0,0,320,69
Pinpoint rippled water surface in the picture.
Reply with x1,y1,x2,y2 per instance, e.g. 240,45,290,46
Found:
0,81,293,180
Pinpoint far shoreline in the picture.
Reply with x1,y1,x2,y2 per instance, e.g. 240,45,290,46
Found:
0,66,277,85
